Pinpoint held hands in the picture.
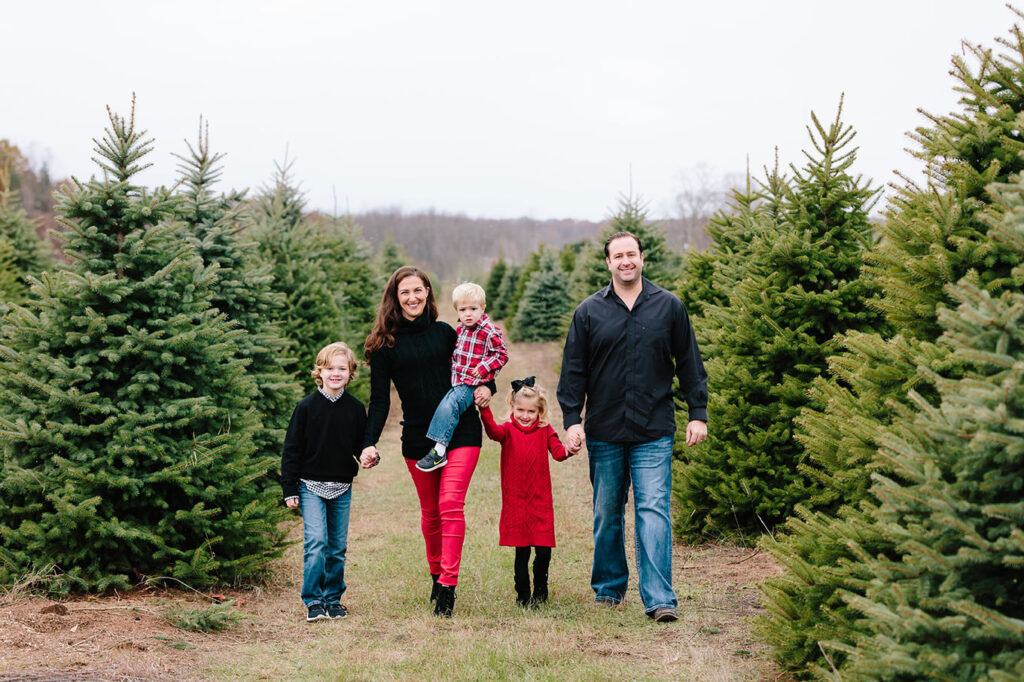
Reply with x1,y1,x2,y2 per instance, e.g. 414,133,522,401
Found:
360,446,380,468
473,385,491,408
685,420,708,447
566,424,585,456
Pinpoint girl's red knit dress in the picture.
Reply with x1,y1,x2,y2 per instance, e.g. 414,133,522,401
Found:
480,405,568,547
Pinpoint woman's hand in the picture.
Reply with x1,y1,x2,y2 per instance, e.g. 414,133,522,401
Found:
473,385,491,408
360,446,381,468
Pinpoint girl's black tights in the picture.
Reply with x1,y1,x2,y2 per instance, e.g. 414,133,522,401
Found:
514,546,551,606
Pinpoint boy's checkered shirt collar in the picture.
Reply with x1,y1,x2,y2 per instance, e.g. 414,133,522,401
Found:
317,387,344,402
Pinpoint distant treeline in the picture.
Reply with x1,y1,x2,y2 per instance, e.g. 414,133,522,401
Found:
349,208,712,282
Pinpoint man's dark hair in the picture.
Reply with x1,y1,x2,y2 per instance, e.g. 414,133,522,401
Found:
603,231,644,258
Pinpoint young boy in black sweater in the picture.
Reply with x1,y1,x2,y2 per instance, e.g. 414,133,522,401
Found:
282,342,374,622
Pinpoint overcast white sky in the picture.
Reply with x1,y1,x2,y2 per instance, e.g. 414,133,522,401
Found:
5,1,1020,220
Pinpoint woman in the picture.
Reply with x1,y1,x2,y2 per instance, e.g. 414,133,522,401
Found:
360,266,492,617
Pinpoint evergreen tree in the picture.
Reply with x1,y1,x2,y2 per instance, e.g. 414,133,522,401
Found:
506,247,543,332
173,121,301,463
248,160,342,383
673,100,884,542
510,251,574,342
837,180,1024,679
0,162,50,302
0,102,285,593
318,213,378,401
374,234,408,282
495,263,521,324
677,163,787,318
759,17,1024,676
0,237,21,307
484,255,508,320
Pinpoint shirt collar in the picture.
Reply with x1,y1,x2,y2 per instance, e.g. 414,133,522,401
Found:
318,387,345,402
601,277,653,303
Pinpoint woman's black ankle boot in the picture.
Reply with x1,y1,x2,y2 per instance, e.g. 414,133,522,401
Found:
430,573,441,603
434,584,456,617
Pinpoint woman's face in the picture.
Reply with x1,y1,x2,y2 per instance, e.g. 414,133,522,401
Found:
397,275,429,320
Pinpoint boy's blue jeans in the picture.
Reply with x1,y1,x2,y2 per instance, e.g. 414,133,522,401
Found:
299,481,351,607
426,383,475,446
586,435,677,614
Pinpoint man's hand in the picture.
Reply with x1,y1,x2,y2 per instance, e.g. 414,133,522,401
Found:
566,424,585,456
285,497,299,509
473,385,491,408
360,446,380,468
685,420,707,447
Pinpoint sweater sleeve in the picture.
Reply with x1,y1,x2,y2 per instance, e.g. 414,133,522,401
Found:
352,400,368,462
281,401,306,499
363,351,392,449
547,425,569,462
479,405,507,444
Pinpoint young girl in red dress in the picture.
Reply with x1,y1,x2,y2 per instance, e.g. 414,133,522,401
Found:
480,377,572,606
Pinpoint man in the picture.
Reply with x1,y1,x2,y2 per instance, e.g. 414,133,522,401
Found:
557,230,707,623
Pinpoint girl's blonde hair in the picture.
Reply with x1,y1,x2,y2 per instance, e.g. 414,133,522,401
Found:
507,382,549,427
311,342,358,387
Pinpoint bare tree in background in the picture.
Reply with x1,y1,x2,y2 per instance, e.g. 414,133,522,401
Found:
666,162,742,252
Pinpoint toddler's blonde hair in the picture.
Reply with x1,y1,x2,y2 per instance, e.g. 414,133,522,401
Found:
451,282,486,307
507,382,549,427
311,342,358,388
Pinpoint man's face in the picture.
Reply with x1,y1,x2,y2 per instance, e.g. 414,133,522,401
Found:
605,236,644,286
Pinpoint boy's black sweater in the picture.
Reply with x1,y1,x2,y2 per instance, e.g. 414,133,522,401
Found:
281,390,367,499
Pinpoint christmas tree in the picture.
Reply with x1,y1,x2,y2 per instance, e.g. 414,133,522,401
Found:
173,120,301,463
484,255,508,320
759,15,1024,676
673,99,883,541
510,251,574,342
0,100,285,593
248,160,342,384
0,161,51,305
837,178,1024,679
676,161,787,318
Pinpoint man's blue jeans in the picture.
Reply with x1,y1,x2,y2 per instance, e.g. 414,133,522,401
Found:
426,383,475,446
299,481,352,607
586,435,676,614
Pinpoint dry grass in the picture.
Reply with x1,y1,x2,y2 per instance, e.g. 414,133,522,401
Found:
0,333,780,681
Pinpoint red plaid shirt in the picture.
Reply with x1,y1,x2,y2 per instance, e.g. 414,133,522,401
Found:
451,314,509,386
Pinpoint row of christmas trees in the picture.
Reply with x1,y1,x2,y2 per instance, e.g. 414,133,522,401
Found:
482,12,1024,680
0,102,399,593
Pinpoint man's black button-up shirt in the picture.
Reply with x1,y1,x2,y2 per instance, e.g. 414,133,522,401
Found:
557,277,708,443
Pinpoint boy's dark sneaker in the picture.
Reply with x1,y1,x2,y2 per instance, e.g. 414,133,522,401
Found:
326,603,347,619
306,604,329,622
416,448,447,472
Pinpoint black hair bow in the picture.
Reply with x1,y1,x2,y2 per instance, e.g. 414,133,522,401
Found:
511,376,535,393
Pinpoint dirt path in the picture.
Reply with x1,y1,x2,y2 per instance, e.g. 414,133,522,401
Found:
0,334,780,681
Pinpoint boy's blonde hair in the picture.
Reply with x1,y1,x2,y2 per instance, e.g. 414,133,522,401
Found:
311,342,358,387
451,282,486,307
507,382,549,427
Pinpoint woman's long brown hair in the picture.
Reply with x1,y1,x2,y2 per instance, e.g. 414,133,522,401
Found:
364,266,438,358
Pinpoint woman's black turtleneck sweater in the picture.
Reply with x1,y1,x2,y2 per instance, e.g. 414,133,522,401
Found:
363,313,493,459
